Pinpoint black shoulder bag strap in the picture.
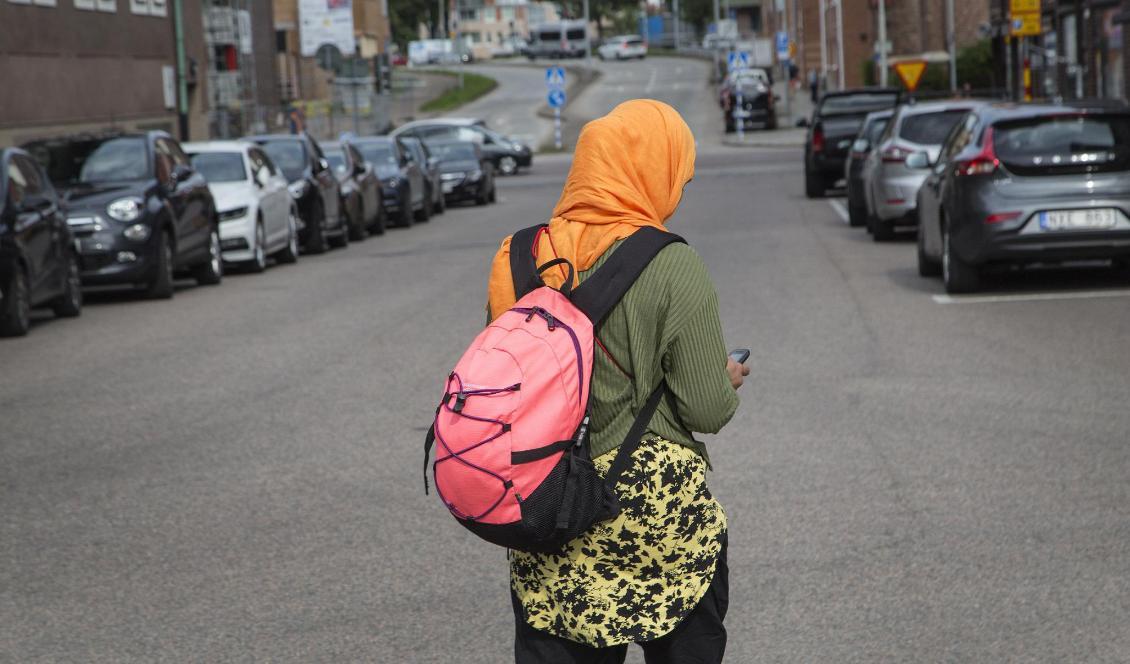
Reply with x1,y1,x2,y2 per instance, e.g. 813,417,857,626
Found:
509,224,548,301
569,227,685,326
603,381,667,488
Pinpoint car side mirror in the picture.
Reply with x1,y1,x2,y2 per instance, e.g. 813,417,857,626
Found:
317,158,330,172
796,117,810,128
905,151,932,170
851,138,870,153
171,163,194,183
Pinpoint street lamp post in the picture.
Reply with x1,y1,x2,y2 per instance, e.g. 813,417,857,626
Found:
835,0,844,89
877,0,888,86
946,0,957,91
583,0,591,65
818,0,827,89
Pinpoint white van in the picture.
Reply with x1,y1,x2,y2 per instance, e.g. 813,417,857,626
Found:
526,20,588,59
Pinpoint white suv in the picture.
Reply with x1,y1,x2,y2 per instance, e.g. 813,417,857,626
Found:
597,35,647,61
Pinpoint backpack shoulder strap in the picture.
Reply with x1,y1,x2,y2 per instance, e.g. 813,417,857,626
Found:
509,224,548,301
570,227,686,325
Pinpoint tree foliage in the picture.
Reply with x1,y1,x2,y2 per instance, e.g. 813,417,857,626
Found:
390,0,439,50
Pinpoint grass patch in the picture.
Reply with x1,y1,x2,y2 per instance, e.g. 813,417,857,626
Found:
420,71,498,112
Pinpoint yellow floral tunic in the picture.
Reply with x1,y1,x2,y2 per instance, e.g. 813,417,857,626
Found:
510,436,727,647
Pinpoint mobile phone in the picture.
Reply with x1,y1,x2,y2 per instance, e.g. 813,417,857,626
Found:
728,348,750,364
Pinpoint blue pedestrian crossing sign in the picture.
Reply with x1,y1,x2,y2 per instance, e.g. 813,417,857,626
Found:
545,66,566,90
547,88,566,109
775,31,789,59
727,51,751,73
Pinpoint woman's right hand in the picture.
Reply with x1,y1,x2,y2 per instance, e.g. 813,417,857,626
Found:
727,358,750,390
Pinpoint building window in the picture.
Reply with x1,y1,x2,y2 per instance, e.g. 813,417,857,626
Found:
459,8,476,22
8,0,33,5
34,0,58,7
130,0,164,15
95,0,116,11
74,0,94,9
276,30,288,53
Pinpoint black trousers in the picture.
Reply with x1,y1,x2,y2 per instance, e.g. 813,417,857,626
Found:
513,544,729,664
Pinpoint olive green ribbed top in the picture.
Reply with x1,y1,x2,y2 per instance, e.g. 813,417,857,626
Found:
577,240,739,463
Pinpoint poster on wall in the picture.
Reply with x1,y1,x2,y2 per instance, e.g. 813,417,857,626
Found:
299,0,356,57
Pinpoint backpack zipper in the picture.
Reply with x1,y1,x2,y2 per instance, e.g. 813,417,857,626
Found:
510,307,585,404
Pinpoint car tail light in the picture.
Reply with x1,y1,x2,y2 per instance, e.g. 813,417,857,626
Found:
812,126,825,153
985,211,1022,224
881,145,911,163
955,126,999,176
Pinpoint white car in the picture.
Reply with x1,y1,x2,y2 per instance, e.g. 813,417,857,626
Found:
184,141,299,272
597,35,647,61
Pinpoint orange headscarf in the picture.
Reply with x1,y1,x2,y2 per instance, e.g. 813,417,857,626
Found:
486,99,696,320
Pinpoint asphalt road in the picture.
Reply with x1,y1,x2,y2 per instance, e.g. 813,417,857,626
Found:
4,62,1130,663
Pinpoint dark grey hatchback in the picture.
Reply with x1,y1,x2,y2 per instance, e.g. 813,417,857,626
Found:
914,102,1130,293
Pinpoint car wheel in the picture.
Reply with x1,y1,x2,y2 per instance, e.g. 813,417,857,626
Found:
277,208,300,263
488,185,497,204
329,209,350,249
942,224,979,294
348,202,367,242
870,215,894,242
498,156,518,176
398,193,414,228
305,200,328,254
917,227,942,277
248,221,267,273
476,186,489,206
848,202,867,228
415,195,432,222
369,203,387,236
764,114,778,131
804,169,824,198
436,190,446,214
0,267,32,337
194,227,224,285
51,252,83,317
1114,257,1130,281
145,230,175,299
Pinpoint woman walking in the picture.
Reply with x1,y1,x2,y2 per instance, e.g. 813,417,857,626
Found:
485,100,748,663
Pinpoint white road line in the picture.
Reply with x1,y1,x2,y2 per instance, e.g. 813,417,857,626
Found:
827,199,850,224
933,289,1130,305
645,67,658,94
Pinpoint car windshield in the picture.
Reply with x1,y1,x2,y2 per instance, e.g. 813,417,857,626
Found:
820,93,899,116
898,109,970,145
324,152,347,175
357,144,399,176
189,152,245,183
258,140,306,181
28,136,150,186
428,142,477,161
993,114,1130,173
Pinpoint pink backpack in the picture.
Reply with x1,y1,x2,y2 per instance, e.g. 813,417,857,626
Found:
424,225,684,552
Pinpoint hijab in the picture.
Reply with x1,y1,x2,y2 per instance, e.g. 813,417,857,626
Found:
486,99,696,320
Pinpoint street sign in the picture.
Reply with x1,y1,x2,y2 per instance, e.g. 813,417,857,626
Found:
727,50,750,73
893,60,927,92
1011,12,1041,36
545,66,566,90
775,31,789,60
547,88,566,109
1009,0,1040,13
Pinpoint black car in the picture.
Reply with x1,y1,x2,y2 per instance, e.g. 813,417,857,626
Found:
24,131,222,299
803,88,901,198
323,141,384,238
0,148,83,336
914,102,1130,293
399,137,445,217
250,133,344,252
844,109,893,227
352,137,427,228
392,119,533,175
721,69,777,132
426,140,496,206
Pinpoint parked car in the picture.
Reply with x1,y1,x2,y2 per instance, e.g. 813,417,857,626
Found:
721,69,777,132
426,140,496,206
844,109,893,227
24,131,221,298
323,141,384,239
597,35,647,60
184,141,299,272
249,133,345,253
352,136,426,228
0,148,82,336
399,137,445,217
913,102,1130,293
391,118,533,175
803,88,901,198
861,99,982,241
526,20,588,59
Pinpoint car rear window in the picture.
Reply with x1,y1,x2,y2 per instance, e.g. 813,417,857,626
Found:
27,136,150,186
189,152,245,183
898,109,970,145
993,114,1130,175
566,29,585,40
820,93,899,116
865,117,890,142
258,140,307,182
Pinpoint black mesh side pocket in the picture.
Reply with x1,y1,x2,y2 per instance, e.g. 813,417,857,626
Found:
517,446,620,553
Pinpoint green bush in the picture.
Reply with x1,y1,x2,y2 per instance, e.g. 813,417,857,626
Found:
420,71,498,112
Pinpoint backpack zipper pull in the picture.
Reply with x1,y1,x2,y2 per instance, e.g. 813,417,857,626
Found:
453,391,467,413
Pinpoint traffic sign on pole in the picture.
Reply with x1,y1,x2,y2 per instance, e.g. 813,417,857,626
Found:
547,88,566,108
893,60,927,92
545,66,566,89
727,50,750,73
775,31,789,60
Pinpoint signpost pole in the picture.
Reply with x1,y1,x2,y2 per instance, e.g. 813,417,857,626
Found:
555,108,562,150
946,0,957,92
877,0,888,87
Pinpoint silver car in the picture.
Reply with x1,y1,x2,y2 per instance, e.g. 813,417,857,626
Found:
862,100,983,241
914,102,1130,293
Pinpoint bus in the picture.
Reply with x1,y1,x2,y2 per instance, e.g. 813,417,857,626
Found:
526,20,588,59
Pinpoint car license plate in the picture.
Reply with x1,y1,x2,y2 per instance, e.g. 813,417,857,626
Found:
1039,208,1118,231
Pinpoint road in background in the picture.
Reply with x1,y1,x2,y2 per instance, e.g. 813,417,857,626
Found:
3,61,1130,662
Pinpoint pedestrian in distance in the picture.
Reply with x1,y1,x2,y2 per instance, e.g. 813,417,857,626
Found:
485,100,750,663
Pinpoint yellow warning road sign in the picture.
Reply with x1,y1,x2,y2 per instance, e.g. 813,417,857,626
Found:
893,60,928,92
1009,0,1040,13
1010,12,1042,37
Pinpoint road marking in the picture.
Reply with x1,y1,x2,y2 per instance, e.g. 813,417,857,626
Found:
827,199,850,224
933,289,1130,305
645,67,658,94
